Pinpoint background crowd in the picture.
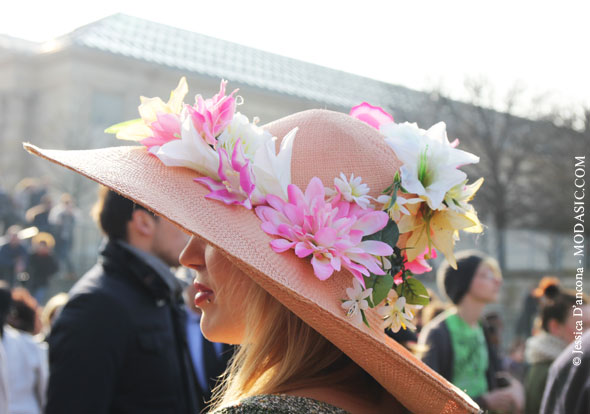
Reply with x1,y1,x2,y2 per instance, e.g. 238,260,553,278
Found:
0,177,78,304
0,183,587,413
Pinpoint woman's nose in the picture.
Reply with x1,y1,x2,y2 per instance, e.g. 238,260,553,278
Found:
179,236,207,270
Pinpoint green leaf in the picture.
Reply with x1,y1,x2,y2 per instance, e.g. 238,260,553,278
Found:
104,118,143,134
396,278,430,306
362,274,378,307
365,219,399,248
370,273,394,306
361,309,370,327
386,192,397,210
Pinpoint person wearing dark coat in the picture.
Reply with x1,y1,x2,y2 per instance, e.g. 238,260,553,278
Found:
45,189,199,414
0,226,27,287
540,329,590,414
523,285,587,414
26,233,59,304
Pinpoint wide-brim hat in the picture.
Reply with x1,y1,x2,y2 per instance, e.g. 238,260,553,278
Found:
25,109,480,414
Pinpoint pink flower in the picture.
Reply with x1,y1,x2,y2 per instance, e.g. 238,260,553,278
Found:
195,139,258,209
140,112,182,150
255,177,393,285
406,246,437,274
350,102,394,130
393,247,437,285
187,80,238,146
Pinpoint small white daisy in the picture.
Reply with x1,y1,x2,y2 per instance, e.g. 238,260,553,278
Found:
334,173,373,209
341,278,373,325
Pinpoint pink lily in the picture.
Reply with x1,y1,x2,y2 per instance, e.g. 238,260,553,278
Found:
195,139,258,209
140,112,182,151
187,80,238,146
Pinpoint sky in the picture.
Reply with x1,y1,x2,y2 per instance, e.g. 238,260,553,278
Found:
1,0,588,118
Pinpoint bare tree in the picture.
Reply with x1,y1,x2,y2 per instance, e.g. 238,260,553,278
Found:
430,78,562,270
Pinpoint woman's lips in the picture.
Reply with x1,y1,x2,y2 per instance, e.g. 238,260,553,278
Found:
194,282,214,307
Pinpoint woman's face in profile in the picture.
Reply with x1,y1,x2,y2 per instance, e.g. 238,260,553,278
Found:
179,236,253,344
469,262,502,303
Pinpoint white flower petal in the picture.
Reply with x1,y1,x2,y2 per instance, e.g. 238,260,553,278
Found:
155,112,219,177
252,127,297,200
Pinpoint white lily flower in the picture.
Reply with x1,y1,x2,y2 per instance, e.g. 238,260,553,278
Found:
154,108,219,178
217,113,274,161
377,290,416,332
381,122,479,210
376,194,423,221
341,278,373,326
444,178,484,214
252,127,297,201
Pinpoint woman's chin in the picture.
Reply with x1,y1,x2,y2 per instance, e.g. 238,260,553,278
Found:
200,315,243,345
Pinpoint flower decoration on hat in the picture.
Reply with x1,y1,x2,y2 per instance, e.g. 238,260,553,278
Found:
106,78,296,208
106,82,483,334
347,102,484,332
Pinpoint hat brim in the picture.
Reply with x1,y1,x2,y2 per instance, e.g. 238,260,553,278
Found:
24,115,479,414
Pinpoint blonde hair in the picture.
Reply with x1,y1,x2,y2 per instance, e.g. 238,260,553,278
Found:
209,267,382,410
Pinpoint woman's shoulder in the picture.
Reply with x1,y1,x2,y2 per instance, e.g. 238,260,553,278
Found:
210,394,350,414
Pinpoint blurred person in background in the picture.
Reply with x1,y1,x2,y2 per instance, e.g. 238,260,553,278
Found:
523,285,589,414
0,184,18,235
540,329,590,414
0,282,10,414
46,188,199,414
177,267,233,409
25,232,59,304
0,226,27,287
419,250,524,414
49,193,78,278
25,195,54,235
28,178,50,212
6,287,43,335
514,277,560,346
0,281,48,414
13,178,41,214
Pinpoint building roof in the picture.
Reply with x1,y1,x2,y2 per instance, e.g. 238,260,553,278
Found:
0,34,39,55
58,14,425,110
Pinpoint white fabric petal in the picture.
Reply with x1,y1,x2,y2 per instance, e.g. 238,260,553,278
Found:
156,111,219,178
252,127,297,200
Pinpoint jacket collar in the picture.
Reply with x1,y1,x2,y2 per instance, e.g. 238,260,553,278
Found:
99,239,181,305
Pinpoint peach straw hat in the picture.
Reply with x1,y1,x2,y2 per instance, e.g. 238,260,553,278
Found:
24,78,483,414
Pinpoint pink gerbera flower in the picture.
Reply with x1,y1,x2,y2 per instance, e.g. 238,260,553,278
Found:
255,177,393,285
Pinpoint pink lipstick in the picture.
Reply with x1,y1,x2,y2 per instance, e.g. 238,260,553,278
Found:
194,282,214,307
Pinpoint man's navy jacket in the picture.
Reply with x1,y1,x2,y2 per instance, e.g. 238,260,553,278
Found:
46,240,200,414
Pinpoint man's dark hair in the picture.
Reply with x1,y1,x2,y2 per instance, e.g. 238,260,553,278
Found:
91,187,155,241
